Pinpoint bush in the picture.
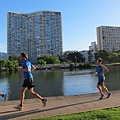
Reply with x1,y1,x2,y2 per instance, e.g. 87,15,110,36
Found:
84,63,91,69
78,63,91,69
38,59,46,65
69,63,74,70
37,55,60,64
78,64,84,69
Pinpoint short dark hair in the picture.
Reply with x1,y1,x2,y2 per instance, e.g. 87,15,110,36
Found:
21,52,28,59
97,58,102,62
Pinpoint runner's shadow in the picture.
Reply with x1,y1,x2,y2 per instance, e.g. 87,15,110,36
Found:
0,110,19,114
0,99,104,120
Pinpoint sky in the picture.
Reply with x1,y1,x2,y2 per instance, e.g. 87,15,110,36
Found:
1,0,120,53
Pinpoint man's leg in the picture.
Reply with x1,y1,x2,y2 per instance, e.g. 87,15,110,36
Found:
0,92,7,102
101,85,109,93
29,88,47,107
20,87,27,106
101,85,111,98
97,85,103,95
97,84,104,100
14,87,27,110
29,88,43,100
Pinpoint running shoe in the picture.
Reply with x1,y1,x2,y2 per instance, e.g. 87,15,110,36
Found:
107,93,111,98
42,99,47,107
14,105,23,111
99,94,104,100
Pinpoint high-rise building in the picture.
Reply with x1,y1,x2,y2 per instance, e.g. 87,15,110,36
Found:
97,26,120,52
7,11,62,63
89,41,98,53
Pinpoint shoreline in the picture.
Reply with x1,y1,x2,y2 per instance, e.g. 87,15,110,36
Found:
0,63,120,72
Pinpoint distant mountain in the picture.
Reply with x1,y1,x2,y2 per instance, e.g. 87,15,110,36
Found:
0,52,8,59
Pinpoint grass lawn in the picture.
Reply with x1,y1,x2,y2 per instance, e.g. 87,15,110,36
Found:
31,107,120,120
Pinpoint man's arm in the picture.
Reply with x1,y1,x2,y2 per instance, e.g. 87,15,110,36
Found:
18,62,30,72
32,65,36,71
18,67,30,72
102,65,109,74
23,67,30,72
95,67,98,75
95,72,98,75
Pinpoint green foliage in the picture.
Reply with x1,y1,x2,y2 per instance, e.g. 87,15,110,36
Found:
67,52,85,63
38,59,46,65
0,59,4,71
95,50,120,63
12,60,19,71
9,55,21,65
38,55,60,64
0,59,18,71
94,50,110,62
109,52,120,63
79,63,91,69
69,63,74,70
62,62,67,64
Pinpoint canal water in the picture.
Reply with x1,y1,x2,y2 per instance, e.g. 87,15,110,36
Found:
0,66,120,101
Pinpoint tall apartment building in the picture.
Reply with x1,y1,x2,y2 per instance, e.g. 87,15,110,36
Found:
7,11,62,63
89,41,98,53
97,26,120,52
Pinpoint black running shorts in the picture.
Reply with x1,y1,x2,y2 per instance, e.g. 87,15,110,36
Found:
22,78,35,89
97,79,104,86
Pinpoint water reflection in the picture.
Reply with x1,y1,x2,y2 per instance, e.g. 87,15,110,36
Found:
0,66,120,102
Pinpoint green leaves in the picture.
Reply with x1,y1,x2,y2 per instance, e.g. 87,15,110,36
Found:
94,50,120,63
0,59,18,71
94,50,110,62
38,59,46,65
37,55,60,64
67,52,85,63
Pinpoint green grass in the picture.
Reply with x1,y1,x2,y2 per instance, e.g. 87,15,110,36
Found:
31,107,120,120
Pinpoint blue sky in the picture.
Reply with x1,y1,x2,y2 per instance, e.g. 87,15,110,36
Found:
0,0,120,53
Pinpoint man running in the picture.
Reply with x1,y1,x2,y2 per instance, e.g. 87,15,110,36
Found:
0,93,6,102
95,58,111,100
14,52,47,110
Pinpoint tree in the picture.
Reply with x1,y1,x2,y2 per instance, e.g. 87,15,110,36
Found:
67,52,85,63
9,55,21,65
12,60,19,71
0,59,4,71
109,52,120,63
38,55,60,64
4,60,18,71
94,50,110,62
38,59,46,65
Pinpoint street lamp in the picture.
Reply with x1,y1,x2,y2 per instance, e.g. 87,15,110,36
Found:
75,56,77,68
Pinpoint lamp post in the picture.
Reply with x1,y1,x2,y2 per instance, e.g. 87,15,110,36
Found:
75,56,77,68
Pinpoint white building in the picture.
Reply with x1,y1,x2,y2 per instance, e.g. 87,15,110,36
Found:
97,26,120,52
7,10,63,63
80,50,95,63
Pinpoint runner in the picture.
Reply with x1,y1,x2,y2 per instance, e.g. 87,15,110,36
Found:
0,93,6,102
95,58,111,100
14,52,47,110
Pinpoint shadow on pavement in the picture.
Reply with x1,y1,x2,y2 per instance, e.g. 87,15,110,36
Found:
0,99,100,120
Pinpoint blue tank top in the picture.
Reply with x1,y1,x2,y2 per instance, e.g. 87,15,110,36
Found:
96,65,105,80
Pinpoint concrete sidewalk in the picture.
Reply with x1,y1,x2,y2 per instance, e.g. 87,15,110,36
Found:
0,90,120,120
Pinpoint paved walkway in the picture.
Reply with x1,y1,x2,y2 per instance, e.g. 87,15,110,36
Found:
0,90,120,120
